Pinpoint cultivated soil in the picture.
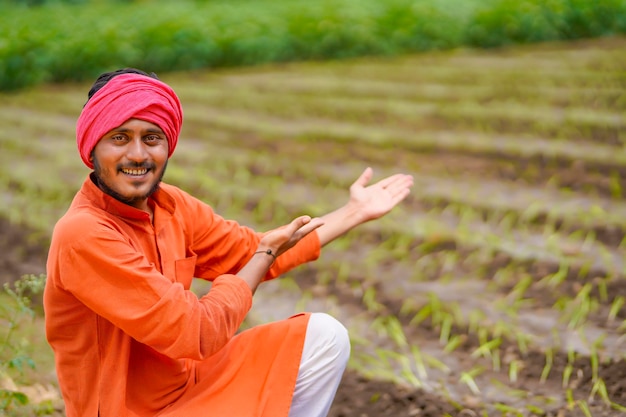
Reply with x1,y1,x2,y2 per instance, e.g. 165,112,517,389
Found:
2,37,626,416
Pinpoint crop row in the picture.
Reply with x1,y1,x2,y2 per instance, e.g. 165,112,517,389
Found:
247,241,626,415
2,33,626,415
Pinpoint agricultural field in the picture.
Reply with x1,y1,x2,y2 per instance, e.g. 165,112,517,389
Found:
1,36,626,416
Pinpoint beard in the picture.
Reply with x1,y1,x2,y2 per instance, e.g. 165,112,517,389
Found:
91,158,168,207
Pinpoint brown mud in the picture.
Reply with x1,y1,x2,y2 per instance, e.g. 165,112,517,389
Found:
2,37,626,416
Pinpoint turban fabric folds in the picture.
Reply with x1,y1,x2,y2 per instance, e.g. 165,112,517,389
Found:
76,74,183,169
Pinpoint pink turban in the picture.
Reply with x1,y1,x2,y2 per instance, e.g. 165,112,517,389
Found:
76,73,183,169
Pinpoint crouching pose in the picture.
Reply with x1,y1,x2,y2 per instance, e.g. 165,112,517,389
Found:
44,68,413,417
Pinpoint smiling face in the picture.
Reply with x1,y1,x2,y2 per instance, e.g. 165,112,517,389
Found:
91,118,169,212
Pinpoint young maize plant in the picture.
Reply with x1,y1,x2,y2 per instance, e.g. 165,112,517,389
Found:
459,366,484,395
493,402,524,416
562,349,577,389
589,378,611,406
577,400,593,417
443,334,465,354
540,348,553,384
508,359,523,384
608,296,625,323
540,261,569,288
568,282,596,329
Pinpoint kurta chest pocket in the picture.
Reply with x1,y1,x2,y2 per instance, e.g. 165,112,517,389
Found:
174,255,197,290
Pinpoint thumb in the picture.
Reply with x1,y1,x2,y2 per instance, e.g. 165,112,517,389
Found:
352,167,373,188
288,215,312,232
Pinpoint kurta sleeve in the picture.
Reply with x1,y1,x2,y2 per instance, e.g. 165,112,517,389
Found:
172,186,321,281
55,215,253,361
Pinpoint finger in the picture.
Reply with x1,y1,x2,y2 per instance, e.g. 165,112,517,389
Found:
390,187,412,205
286,215,312,234
275,217,324,255
376,173,412,190
351,167,373,188
296,217,325,236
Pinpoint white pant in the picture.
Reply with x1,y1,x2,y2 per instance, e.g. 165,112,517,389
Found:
288,313,350,417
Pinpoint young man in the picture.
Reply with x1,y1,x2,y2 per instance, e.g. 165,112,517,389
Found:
44,68,413,417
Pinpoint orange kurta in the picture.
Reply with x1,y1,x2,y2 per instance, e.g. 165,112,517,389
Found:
44,175,320,417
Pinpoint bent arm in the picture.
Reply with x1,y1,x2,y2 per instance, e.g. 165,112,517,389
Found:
236,215,324,293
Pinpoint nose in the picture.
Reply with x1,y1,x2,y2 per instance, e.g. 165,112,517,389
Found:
126,136,148,162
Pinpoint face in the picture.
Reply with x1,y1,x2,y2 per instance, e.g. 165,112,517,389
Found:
91,118,169,211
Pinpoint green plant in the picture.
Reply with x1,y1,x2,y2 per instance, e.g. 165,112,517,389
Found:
0,274,46,413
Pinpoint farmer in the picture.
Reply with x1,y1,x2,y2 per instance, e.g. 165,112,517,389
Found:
44,68,413,417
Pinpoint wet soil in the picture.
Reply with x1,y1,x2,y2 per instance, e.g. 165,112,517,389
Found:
3,37,626,416
4,216,625,417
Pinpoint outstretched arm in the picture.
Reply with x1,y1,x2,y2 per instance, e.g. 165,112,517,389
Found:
237,167,412,293
316,167,413,246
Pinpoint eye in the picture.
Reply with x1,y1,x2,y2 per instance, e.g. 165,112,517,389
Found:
144,134,164,144
111,134,127,143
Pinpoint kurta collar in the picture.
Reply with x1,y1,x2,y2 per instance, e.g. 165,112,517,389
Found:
80,173,176,222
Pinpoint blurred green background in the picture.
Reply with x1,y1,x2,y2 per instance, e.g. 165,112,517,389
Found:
2,1,626,415
1,0,625,91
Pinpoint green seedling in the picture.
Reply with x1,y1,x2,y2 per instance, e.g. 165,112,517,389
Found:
589,378,611,406
540,348,553,384
467,309,487,335
608,296,624,323
371,315,408,349
439,314,453,345
565,389,576,409
362,286,384,314
471,337,502,362
540,261,569,288
399,298,420,317
443,334,464,353
410,303,432,326
438,383,463,411
597,279,609,303
398,355,422,388
526,404,546,414
492,348,501,372
422,352,451,375
611,401,626,413
577,400,593,417
410,345,428,380
562,363,574,389
509,359,523,383
510,275,533,301
515,332,531,356
490,378,529,398
459,366,484,395
493,402,524,416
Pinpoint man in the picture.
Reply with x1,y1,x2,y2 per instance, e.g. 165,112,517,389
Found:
44,68,413,417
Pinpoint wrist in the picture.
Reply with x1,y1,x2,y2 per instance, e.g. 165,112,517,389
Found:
343,200,369,226
254,248,277,264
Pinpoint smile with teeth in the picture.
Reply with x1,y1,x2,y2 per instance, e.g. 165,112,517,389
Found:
121,168,148,176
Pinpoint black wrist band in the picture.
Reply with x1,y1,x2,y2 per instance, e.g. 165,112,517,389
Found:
254,249,277,262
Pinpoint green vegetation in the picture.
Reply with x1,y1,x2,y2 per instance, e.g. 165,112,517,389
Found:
0,274,57,416
1,28,625,416
2,0,626,91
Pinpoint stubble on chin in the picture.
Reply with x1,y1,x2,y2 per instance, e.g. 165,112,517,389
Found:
91,158,168,207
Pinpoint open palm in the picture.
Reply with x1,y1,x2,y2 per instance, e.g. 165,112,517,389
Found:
349,167,413,222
